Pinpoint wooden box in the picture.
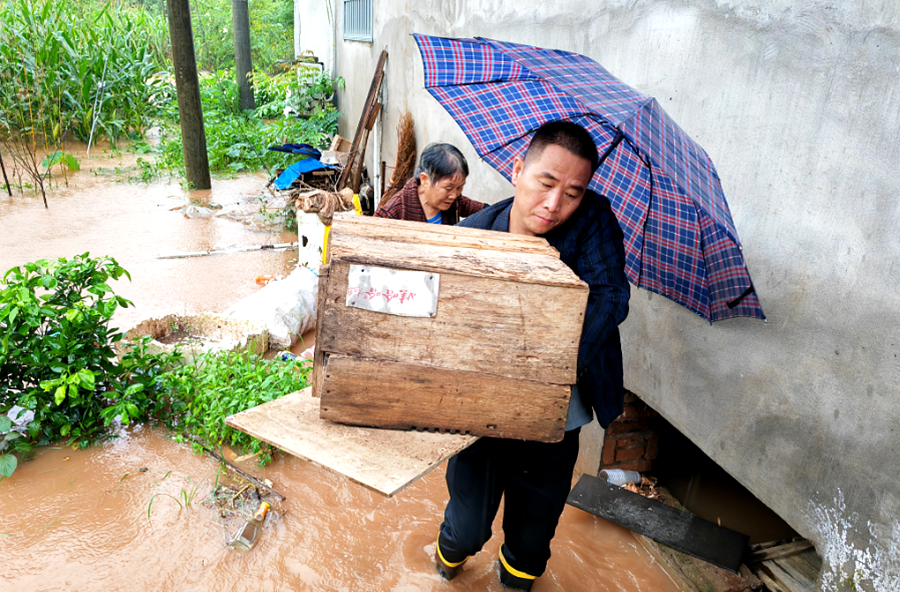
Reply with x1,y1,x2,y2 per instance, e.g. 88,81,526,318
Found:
313,214,589,443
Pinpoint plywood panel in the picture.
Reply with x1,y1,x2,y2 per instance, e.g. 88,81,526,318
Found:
225,387,477,497
319,354,570,442
317,263,586,385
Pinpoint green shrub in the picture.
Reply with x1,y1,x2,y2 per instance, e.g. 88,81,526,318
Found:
161,350,311,464
0,254,307,478
0,254,176,458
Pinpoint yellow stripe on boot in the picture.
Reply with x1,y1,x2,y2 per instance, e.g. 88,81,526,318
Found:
436,535,469,568
499,551,537,580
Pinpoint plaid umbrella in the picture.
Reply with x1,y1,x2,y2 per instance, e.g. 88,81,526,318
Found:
413,34,764,322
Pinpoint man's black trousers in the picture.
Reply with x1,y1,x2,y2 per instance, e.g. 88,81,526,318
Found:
437,428,581,578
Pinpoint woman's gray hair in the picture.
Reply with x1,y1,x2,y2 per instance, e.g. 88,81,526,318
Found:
415,143,469,183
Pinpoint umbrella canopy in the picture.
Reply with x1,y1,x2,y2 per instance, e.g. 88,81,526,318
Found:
413,34,764,322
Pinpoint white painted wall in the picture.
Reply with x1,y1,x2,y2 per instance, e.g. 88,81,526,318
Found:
332,2,900,589
294,0,334,73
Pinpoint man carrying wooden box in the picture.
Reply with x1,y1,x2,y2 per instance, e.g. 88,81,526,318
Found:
434,121,631,590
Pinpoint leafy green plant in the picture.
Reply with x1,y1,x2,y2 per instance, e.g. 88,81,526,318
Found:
0,415,32,480
42,151,80,173
160,349,311,464
0,254,177,452
158,68,341,176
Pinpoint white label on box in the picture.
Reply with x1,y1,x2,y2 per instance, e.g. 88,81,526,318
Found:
345,265,439,317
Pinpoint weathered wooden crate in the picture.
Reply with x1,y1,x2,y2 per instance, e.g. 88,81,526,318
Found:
313,213,589,443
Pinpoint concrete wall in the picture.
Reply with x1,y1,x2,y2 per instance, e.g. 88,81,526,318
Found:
327,1,900,589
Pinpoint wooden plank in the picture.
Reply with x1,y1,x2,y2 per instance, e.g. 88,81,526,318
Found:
775,552,820,586
332,213,559,257
567,474,749,573
748,540,814,563
317,263,585,385
311,263,330,398
756,559,817,592
337,50,387,192
330,235,586,289
365,101,382,130
319,354,570,442
225,387,477,497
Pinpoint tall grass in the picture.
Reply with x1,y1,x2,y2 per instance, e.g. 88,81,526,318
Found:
158,67,341,175
0,0,171,146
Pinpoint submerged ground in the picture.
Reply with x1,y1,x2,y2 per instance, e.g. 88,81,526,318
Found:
0,144,680,591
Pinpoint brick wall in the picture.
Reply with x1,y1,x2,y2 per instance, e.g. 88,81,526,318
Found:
600,391,660,472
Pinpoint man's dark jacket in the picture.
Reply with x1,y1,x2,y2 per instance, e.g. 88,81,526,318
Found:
458,191,630,428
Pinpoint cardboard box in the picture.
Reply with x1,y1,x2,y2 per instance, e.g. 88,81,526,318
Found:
313,214,588,443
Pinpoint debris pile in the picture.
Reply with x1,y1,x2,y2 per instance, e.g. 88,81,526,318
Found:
623,474,661,500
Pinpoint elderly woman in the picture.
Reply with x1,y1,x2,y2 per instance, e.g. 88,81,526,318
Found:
375,143,484,224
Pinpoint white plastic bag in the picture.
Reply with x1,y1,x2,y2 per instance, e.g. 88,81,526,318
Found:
223,266,319,348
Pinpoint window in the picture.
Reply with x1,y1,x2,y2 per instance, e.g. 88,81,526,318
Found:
343,0,373,42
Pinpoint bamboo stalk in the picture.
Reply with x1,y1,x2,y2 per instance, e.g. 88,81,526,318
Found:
204,447,287,501
156,242,298,259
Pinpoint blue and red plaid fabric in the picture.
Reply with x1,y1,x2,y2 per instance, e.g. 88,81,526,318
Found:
414,34,764,322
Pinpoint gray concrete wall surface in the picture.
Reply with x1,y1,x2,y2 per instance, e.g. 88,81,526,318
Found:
327,1,900,589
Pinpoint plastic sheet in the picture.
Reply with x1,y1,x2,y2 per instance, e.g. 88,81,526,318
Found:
223,266,319,348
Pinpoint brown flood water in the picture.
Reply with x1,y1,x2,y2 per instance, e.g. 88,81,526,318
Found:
0,144,680,592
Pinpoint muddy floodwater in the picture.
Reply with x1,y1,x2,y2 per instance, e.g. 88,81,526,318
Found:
0,146,680,591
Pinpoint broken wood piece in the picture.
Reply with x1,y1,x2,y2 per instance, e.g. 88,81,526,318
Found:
225,387,477,497
748,543,821,592
202,446,286,501
330,135,352,152
753,553,820,592
747,539,814,564
566,474,749,573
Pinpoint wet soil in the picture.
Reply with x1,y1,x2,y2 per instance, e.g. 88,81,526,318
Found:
0,144,680,591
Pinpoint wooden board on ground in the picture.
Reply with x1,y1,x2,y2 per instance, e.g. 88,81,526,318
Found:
566,474,749,573
225,387,477,497
747,540,821,592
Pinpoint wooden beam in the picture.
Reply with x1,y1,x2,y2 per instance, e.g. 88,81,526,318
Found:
567,474,750,573
337,50,388,192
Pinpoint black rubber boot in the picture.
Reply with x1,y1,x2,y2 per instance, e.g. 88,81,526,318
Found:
498,558,535,591
435,549,466,581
